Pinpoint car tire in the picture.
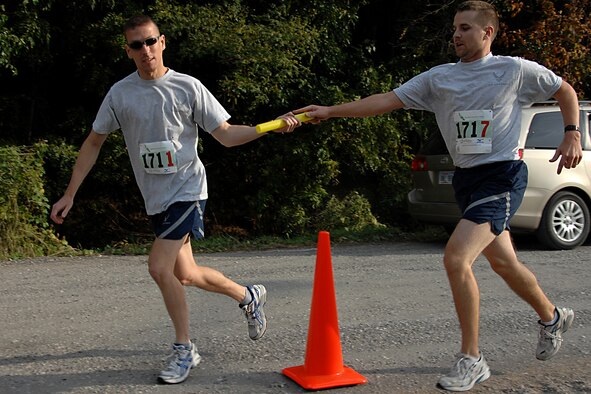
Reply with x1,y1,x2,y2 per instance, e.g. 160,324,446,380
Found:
536,191,590,250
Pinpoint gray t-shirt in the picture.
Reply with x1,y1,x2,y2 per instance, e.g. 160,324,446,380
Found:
394,53,562,168
92,69,231,215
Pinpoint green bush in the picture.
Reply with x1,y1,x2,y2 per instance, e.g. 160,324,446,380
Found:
0,143,73,259
315,191,384,232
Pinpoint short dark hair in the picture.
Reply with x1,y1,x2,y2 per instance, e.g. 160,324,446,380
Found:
122,15,159,35
456,1,499,39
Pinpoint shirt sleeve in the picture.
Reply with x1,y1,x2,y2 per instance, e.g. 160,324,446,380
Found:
518,58,562,105
192,80,231,133
92,90,121,134
393,70,435,112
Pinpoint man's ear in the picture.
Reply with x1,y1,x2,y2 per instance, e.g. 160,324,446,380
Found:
484,25,494,41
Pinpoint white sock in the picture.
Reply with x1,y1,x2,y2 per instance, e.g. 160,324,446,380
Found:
542,309,559,326
240,287,253,306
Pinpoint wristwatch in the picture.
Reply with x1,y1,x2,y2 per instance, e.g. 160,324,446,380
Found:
564,124,580,133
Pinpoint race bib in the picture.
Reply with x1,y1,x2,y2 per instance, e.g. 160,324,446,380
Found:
139,141,178,174
454,110,494,154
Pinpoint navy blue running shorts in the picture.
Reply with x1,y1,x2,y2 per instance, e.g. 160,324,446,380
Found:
150,200,206,240
452,160,527,235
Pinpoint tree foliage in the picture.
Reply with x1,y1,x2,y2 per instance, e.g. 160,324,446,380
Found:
1,0,590,252
496,0,591,94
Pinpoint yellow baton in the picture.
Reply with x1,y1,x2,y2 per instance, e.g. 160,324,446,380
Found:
256,113,313,134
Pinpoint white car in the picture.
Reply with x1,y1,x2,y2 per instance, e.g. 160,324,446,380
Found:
408,101,591,250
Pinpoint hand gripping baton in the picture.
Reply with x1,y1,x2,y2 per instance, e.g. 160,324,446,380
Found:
256,113,313,134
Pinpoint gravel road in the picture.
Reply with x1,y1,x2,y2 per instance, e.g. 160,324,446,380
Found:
1,238,589,393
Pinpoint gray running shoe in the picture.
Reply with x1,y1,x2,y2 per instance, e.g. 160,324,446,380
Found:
241,284,267,340
536,307,574,361
438,353,491,392
158,342,201,384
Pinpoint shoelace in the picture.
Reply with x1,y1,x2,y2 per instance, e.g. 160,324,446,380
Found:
162,346,191,363
243,299,256,315
539,325,562,341
448,355,477,378
243,300,264,328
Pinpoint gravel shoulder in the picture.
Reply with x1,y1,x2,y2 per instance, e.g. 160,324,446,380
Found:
0,239,589,393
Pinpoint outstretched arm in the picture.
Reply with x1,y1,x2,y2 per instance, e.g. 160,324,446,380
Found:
50,130,108,224
549,81,583,174
294,91,404,122
211,113,301,147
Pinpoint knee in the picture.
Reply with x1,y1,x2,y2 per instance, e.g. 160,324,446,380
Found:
148,264,164,284
148,263,175,286
489,258,517,277
443,254,470,278
148,265,192,287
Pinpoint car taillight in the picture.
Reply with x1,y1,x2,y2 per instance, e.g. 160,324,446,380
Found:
411,156,428,171
518,148,524,159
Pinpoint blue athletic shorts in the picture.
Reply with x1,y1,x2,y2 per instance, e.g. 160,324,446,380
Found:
150,200,206,240
452,160,527,235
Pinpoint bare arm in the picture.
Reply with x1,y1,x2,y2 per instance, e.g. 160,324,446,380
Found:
211,113,301,147
50,130,108,224
211,122,264,147
549,80,583,174
295,91,404,122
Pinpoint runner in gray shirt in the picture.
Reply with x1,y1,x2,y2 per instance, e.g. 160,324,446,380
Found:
51,14,302,385
295,1,581,391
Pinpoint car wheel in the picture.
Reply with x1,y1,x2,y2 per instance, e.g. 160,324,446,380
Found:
536,191,590,250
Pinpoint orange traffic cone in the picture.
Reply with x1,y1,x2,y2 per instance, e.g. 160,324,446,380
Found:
282,231,367,390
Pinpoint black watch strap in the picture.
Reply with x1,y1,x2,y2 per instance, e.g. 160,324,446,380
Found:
564,124,580,133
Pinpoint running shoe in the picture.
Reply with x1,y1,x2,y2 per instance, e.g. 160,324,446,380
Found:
241,284,267,340
158,342,201,384
438,353,491,391
536,307,574,361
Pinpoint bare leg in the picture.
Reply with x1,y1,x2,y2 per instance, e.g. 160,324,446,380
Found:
482,231,555,322
174,238,246,302
148,236,192,344
148,236,248,344
444,220,497,357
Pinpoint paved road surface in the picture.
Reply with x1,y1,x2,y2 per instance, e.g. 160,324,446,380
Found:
1,239,589,393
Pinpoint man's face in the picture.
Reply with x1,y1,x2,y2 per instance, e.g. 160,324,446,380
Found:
124,22,166,79
452,10,491,62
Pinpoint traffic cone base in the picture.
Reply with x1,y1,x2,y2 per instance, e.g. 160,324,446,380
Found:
282,231,367,390
283,365,368,390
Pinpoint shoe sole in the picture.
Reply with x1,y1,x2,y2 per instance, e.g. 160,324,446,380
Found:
158,351,202,384
562,309,575,334
158,369,191,384
437,369,491,392
250,285,267,340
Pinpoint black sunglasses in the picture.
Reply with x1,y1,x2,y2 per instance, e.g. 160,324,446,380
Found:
127,35,161,50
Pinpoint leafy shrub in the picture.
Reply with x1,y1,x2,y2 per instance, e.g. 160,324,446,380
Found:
315,191,384,232
0,143,72,259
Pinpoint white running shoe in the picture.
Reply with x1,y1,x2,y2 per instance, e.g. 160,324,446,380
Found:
536,307,575,361
241,284,267,340
158,342,201,384
438,353,491,392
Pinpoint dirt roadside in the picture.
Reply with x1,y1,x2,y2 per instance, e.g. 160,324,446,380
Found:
0,240,589,393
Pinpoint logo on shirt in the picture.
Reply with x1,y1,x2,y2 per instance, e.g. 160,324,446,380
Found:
493,71,506,83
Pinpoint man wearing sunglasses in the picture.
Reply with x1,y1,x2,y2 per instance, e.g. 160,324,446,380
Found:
51,14,301,384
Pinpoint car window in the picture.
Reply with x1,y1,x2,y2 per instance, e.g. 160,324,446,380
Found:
525,112,564,149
